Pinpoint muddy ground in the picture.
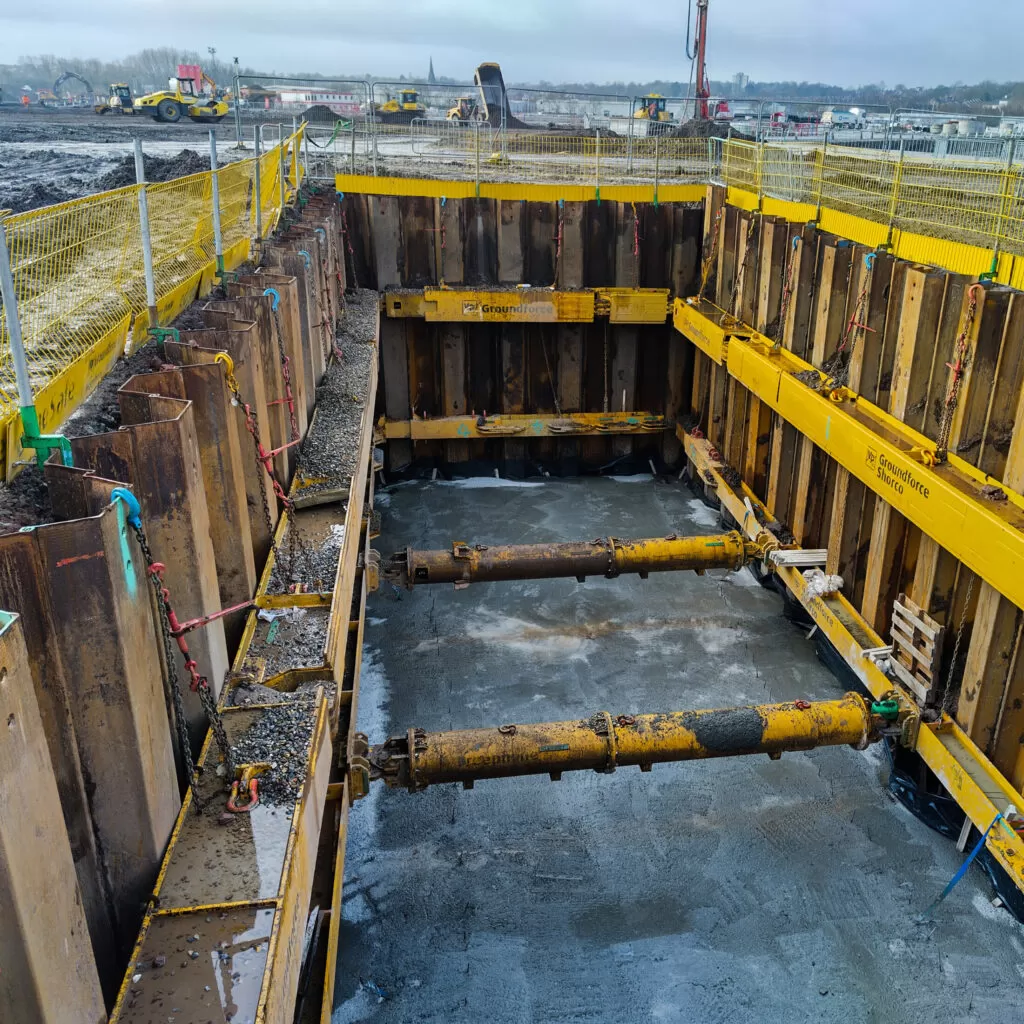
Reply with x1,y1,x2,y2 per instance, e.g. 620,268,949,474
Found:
0,105,265,213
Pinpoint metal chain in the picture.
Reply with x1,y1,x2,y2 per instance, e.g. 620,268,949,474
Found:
541,329,563,417
132,523,233,807
729,212,758,317
940,570,976,715
220,357,314,583
554,200,564,286
698,205,723,302
936,284,982,463
772,236,801,349
824,254,874,389
270,304,300,441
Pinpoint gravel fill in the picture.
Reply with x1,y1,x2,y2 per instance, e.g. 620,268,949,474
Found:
229,699,318,806
247,607,331,676
268,522,345,592
295,289,377,489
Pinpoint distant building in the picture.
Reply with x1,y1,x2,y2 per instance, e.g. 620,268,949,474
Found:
277,88,361,115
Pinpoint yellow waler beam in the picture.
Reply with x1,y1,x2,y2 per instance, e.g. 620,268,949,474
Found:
367,693,878,790
381,411,668,440
680,426,1024,895
673,297,1024,612
384,287,670,324
386,532,757,587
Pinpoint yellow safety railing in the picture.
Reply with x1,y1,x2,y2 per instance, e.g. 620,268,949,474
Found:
719,136,1024,265
0,126,304,477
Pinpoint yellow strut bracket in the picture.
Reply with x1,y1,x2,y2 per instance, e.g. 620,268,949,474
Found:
673,297,1024,611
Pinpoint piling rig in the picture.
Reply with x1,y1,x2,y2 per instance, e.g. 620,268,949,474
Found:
355,693,898,793
381,531,769,588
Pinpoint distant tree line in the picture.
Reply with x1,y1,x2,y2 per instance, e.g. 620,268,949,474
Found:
7,49,1024,117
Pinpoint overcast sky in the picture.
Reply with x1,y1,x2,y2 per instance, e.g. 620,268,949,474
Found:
3,0,1023,88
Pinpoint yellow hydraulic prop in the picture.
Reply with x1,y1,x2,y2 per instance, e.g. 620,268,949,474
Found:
365,693,883,791
384,532,763,588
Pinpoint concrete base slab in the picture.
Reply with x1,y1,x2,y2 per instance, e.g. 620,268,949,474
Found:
339,476,1024,1024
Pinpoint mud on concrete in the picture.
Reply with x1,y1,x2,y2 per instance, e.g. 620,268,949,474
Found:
339,475,1024,1024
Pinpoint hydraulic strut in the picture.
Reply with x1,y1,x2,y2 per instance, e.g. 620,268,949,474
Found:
366,693,881,791
383,531,764,588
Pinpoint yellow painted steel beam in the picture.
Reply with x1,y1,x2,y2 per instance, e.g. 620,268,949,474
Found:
380,411,668,440
679,426,1024,896
335,174,706,205
367,693,878,790
387,532,759,588
384,287,670,324
673,297,1024,612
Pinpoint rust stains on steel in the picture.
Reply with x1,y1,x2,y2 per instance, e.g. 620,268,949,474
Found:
367,693,881,791
384,532,764,588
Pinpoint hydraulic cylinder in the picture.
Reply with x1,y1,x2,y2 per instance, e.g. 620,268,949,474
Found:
368,693,878,791
384,532,761,588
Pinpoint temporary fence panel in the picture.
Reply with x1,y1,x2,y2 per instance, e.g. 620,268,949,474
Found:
0,128,303,478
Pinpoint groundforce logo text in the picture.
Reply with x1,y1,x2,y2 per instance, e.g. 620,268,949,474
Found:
866,446,930,500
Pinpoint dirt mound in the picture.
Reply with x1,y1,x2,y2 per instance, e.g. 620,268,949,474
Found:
302,104,346,124
96,148,210,189
671,119,732,139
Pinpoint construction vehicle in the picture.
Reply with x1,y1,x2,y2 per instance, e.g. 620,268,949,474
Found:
473,63,530,129
633,93,674,135
446,95,482,122
133,65,229,124
94,83,136,115
374,88,426,125
53,71,93,103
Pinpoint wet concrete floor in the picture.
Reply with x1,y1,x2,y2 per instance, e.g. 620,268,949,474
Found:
337,476,1024,1024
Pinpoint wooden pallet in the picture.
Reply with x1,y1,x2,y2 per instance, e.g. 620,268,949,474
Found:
889,593,944,706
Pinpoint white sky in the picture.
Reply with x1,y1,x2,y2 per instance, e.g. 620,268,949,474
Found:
2,0,1022,88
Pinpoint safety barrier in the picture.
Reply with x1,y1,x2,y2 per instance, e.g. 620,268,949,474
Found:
718,137,1024,262
0,126,304,479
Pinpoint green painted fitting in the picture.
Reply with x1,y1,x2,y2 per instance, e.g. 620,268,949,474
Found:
871,699,900,722
148,326,181,348
19,403,73,467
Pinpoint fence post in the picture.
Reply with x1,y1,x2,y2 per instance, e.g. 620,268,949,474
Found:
755,139,764,205
254,125,263,244
626,118,634,175
278,126,287,213
814,133,828,222
0,219,73,469
885,135,905,248
232,62,243,147
474,124,481,197
654,132,660,200
595,128,601,199
990,137,1017,279
291,117,300,189
133,140,158,327
208,130,224,278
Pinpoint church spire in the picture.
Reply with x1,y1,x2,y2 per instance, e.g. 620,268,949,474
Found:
428,56,437,84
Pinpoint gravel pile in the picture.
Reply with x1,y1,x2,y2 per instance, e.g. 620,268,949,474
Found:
230,699,318,805
247,607,331,676
267,522,345,593
295,290,377,491
0,466,53,532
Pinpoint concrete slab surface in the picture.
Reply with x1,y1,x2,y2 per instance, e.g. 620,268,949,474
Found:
336,476,1024,1024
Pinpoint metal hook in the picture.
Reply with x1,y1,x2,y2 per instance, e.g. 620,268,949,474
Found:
111,487,142,529
314,227,326,240
440,196,447,207
865,252,876,271
297,249,311,269
792,236,801,250
262,287,280,311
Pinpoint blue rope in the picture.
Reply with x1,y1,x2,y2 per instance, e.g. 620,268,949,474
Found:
916,813,1001,923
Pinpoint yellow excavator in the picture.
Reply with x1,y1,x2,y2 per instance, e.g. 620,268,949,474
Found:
94,84,136,115
374,88,426,125
133,68,229,124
